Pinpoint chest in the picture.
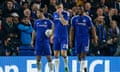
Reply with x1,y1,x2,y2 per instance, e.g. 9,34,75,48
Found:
74,18,88,26
36,20,49,29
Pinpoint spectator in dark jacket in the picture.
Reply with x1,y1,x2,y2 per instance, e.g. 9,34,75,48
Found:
2,15,18,39
2,0,20,18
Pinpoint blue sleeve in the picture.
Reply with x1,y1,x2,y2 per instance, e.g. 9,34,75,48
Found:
63,12,70,21
86,16,94,28
71,17,75,28
18,24,33,33
25,26,34,33
18,24,30,31
33,21,37,31
48,20,53,29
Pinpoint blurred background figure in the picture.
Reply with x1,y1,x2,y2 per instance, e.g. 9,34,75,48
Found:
18,16,34,56
0,35,19,56
106,20,119,56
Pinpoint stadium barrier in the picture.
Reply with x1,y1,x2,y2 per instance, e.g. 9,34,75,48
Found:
0,56,120,72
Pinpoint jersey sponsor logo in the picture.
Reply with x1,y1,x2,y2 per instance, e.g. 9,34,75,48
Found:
36,22,47,28
77,23,86,26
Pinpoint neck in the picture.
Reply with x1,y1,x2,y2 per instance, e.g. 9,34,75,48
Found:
40,15,45,19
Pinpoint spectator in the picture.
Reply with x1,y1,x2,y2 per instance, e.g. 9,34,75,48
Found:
43,5,53,20
84,2,95,19
11,12,21,38
103,6,110,16
106,20,119,55
23,8,33,25
20,1,30,16
2,0,20,17
30,2,39,20
11,12,20,24
109,0,120,13
95,7,110,27
97,0,107,9
2,15,18,39
47,0,56,15
18,16,34,56
93,16,107,55
0,35,19,56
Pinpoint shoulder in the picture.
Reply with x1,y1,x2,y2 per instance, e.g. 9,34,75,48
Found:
63,10,69,16
83,15,92,21
34,19,41,22
71,15,79,20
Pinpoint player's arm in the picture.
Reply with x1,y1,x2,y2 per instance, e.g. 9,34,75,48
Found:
69,27,74,48
69,17,75,48
87,16,98,44
50,22,54,44
91,26,98,44
31,30,36,48
59,14,68,26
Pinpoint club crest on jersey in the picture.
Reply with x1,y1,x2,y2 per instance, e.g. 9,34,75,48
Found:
44,21,47,24
83,19,86,22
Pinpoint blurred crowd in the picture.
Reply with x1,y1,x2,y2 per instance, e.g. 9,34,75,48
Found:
0,0,120,56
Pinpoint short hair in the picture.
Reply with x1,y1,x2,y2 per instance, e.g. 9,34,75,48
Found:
55,2,62,6
21,16,28,20
38,9,44,13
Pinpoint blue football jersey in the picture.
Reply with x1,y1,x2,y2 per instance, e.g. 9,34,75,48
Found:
34,19,53,41
71,15,94,40
53,11,69,38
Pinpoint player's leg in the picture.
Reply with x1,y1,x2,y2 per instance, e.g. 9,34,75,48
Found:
53,38,60,72
61,39,69,72
36,55,42,72
35,44,43,72
78,53,87,72
46,55,54,72
61,50,69,72
44,43,54,72
54,50,60,72
78,38,89,72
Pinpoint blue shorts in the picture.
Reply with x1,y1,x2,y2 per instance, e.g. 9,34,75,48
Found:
35,41,51,56
75,38,89,54
53,38,68,51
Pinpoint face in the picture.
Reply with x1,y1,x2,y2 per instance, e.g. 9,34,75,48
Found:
23,3,29,9
31,3,39,11
12,17,19,24
22,18,29,24
110,21,117,28
97,8,103,16
50,0,56,4
6,17,13,23
36,10,43,18
85,3,91,10
24,9,31,17
7,1,13,9
97,16,104,23
56,4,63,12
78,7,84,15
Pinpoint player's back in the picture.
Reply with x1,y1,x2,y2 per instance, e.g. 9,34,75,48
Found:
34,19,52,41
53,11,69,38
71,15,93,38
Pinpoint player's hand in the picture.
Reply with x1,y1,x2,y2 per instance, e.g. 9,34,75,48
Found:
93,36,98,45
57,9,62,16
31,41,34,48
